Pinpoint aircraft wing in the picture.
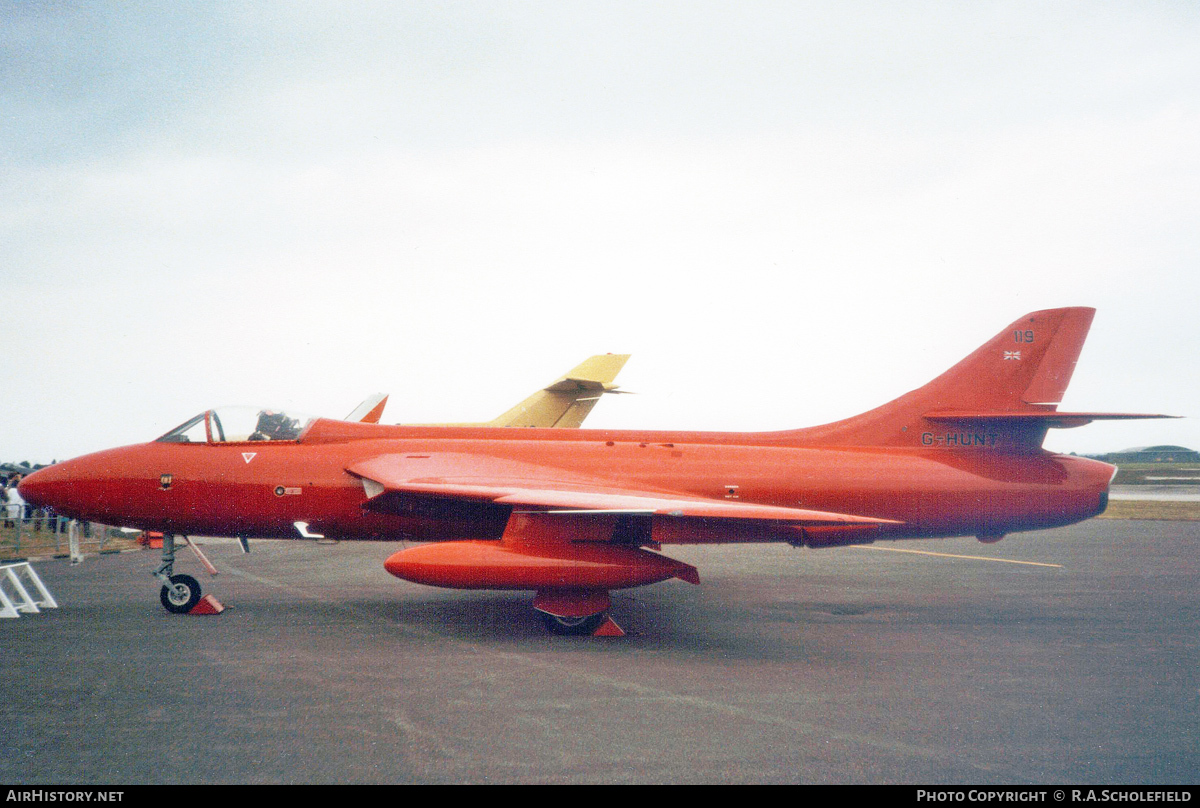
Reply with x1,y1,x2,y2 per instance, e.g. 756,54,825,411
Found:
346,452,899,528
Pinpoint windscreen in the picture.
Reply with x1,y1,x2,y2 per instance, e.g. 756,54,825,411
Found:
156,413,209,443
156,408,314,443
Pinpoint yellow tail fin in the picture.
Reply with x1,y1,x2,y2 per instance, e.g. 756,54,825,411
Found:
489,354,631,428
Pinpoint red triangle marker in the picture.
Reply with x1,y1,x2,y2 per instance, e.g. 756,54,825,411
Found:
188,595,225,615
592,616,625,637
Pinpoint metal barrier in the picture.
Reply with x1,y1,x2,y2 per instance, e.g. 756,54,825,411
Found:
0,513,125,562
0,561,58,618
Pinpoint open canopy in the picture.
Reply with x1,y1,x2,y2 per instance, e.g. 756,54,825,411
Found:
156,407,315,444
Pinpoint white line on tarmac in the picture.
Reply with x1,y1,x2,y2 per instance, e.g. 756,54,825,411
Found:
852,545,1063,568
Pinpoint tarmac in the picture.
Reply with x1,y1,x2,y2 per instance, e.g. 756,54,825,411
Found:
2,519,1198,784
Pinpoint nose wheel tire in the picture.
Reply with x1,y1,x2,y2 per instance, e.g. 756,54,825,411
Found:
160,573,201,614
543,611,607,636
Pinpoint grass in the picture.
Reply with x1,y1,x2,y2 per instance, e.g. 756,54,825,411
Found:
1096,499,1200,521
0,522,143,562
1110,462,1200,485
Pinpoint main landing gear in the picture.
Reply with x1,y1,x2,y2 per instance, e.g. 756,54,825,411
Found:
543,611,609,636
533,590,625,637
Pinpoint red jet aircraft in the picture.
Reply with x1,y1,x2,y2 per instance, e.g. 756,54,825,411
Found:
19,307,1171,634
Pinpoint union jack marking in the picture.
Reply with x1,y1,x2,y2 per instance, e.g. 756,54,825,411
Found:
1003,351,1022,361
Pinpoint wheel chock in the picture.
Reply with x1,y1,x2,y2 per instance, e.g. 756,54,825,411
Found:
592,616,625,637
188,594,225,615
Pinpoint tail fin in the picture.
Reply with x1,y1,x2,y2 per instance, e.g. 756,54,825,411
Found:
489,354,631,428
800,307,1172,451
405,355,631,429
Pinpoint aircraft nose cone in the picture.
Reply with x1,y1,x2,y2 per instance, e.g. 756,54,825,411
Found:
17,466,54,509
17,457,105,520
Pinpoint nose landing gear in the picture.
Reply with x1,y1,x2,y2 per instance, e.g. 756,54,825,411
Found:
153,534,222,615
160,573,201,613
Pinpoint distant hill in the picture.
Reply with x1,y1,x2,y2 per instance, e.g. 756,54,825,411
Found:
1095,445,1199,464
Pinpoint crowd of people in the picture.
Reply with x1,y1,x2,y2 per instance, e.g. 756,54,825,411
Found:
2,474,28,525
3,473,69,533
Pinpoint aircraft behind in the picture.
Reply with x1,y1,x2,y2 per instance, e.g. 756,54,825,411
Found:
343,354,630,427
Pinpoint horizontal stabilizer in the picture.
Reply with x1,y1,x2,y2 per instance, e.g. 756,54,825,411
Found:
924,410,1178,430
543,378,626,393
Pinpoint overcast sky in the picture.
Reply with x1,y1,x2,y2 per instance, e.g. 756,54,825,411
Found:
3,1,1197,462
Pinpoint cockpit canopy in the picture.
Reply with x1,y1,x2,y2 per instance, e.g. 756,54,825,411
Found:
156,407,315,444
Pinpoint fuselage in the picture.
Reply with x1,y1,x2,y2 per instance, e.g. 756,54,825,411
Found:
19,417,1115,545
14,307,1160,633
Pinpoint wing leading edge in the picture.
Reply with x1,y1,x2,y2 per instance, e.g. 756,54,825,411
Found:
346,452,900,529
